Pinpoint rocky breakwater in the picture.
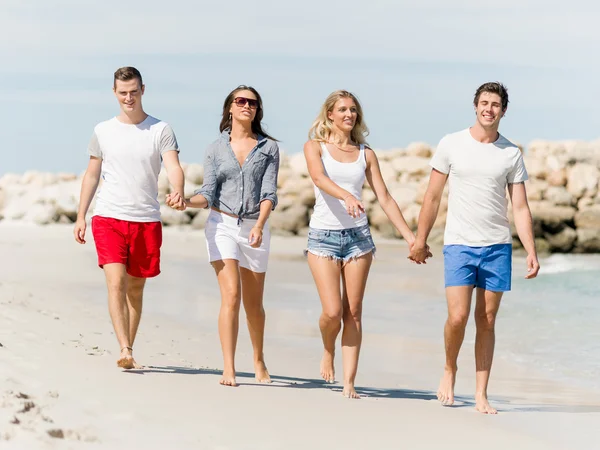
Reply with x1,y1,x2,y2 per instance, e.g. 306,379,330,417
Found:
0,139,599,253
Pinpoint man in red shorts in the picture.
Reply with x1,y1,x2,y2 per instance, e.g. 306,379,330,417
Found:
73,66,185,369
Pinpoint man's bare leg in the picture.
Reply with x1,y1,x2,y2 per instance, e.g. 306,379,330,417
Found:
239,268,270,383
438,285,473,406
474,288,503,414
123,274,146,368
103,264,137,369
212,259,242,387
307,254,343,383
340,253,372,399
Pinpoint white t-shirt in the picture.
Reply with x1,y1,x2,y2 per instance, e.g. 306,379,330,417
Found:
429,128,528,246
88,115,179,222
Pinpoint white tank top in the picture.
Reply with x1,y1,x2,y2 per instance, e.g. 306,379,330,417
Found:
309,142,369,230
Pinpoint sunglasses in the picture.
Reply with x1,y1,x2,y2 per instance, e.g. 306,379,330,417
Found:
233,97,259,109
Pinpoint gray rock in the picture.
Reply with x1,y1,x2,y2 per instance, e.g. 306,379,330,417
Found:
269,205,308,234
546,226,577,252
406,142,432,158
546,169,567,187
535,238,551,255
526,180,548,202
529,201,576,232
190,208,211,230
575,228,600,253
544,186,575,206
26,203,59,225
184,164,204,185
391,156,430,176
574,205,600,229
567,163,599,199
160,205,191,226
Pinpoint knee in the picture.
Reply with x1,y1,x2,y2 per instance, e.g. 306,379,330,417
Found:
245,301,265,319
127,282,144,299
322,308,343,324
221,288,241,312
107,278,126,296
475,311,497,331
343,305,362,324
447,312,469,330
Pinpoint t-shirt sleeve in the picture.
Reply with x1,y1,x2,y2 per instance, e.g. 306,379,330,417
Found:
88,131,102,158
159,125,179,155
507,151,529,183
429,136,450,174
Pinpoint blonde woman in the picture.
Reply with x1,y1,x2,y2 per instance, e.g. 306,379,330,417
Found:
303,90,430,398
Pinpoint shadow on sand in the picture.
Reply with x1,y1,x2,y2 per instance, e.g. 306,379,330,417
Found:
122,365,600,413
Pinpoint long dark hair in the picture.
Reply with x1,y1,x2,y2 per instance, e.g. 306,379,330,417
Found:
219,85,278,141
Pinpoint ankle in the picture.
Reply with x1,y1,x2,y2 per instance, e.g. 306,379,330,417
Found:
323,348,335,357
444,365,457,373
254,357,266,366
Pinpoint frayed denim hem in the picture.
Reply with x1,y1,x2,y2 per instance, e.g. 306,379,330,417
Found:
303,248,343,261
342,247,376,264
303,247,376,265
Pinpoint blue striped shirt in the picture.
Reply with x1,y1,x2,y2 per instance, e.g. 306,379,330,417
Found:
195,130,280,220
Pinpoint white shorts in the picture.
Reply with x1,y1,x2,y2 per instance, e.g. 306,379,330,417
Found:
204,210,271,273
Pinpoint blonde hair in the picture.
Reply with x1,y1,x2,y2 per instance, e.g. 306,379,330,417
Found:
308,90,369,145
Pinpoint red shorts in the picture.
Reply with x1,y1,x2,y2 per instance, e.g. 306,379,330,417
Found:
91,216,162,278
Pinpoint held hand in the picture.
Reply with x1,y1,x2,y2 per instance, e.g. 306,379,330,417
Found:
248,227,263,248
343,195,365,218
525,253,540,279
166,192,186,211
73,219,86,244
408,240,433,264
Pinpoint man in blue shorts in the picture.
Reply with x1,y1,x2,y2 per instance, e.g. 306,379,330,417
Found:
410,82,540,414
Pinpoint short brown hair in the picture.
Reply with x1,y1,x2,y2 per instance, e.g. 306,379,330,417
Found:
473,82,509,110
113,66,143,88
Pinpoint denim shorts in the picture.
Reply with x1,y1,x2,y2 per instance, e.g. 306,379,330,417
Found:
304,224,376,262
443,244,512,292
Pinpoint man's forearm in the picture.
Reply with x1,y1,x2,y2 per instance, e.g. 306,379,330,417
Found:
514,207,537,256
167,167,185,197
415,195,441,245
77,174,100,220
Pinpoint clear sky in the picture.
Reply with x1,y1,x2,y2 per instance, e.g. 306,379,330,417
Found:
1,0,599,175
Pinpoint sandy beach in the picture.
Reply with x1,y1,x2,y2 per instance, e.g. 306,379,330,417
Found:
1,223,599,449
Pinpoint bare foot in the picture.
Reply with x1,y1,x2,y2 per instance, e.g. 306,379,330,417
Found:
342,384,360,399
219,369,237,387
117,348,143,370
475,394,498,414
254,361,271,384
320,351,335,383
437,368,456,406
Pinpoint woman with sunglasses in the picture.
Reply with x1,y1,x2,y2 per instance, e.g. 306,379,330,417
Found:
303,90,430,398
166,86,279,387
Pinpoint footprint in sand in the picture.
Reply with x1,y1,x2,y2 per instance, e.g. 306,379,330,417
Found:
86,346,110,356
3,390,96,442
47,428,99,442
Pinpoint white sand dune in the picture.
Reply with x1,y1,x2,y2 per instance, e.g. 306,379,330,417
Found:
0,223,598,449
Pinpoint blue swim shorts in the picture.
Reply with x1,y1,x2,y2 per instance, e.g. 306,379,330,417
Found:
304,224,376,262
443,244,512,292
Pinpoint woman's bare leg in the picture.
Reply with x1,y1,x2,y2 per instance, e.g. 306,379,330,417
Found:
340,253,372,398
239,267,270,383
212,259,242,386
307,254,343,383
